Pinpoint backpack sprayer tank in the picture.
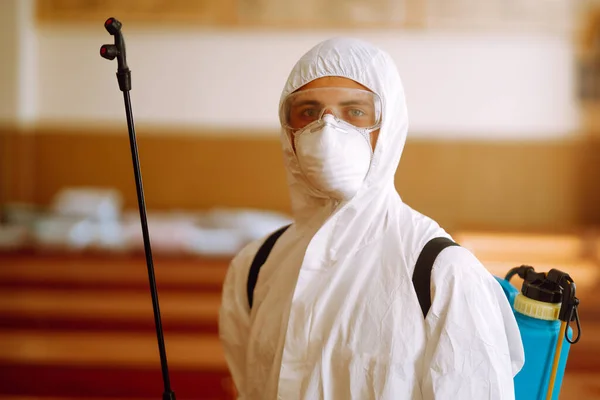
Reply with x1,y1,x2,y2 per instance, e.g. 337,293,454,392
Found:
495,267,581,400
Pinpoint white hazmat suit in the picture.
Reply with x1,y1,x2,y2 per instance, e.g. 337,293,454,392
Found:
219,37,525,400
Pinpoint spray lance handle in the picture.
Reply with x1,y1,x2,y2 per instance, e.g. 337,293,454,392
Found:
547,269,581,344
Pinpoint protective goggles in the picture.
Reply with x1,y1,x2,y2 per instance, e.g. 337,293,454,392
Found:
281,87,382,132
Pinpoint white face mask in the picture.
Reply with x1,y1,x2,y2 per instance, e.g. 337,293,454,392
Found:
294,114,373,201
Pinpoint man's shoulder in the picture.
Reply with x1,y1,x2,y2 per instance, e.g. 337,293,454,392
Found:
398,204,453,264
227,225,289,275
226,237,264,280
430,242,496,288
399,203,490,280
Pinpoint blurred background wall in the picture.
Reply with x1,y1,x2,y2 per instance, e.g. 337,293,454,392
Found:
1,0,598,233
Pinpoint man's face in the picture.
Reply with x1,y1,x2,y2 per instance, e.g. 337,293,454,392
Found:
291,77,381,150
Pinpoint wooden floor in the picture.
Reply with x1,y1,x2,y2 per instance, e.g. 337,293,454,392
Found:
0,230,599,399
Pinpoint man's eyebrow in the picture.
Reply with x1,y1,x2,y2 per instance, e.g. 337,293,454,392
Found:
291,100,322,107
339,100,372,106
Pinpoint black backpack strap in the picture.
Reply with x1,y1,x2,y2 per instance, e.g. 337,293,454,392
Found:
247,224,291,309
412,237,460,318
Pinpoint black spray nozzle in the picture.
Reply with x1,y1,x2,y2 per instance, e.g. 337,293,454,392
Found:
104,17,122,35
505,265,581,344
100,44,118,60
100,17,131,92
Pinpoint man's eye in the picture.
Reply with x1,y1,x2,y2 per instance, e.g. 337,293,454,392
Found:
301,108,319,118
348,109,366,117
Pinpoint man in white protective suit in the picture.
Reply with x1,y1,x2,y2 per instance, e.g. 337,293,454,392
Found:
218,37,525,400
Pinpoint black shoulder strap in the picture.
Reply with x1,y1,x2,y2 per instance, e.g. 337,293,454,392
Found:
247,224,291,309
412,237,460,318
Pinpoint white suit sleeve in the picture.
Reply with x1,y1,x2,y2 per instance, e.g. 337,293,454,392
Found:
420,247,525,400
218,241,262,398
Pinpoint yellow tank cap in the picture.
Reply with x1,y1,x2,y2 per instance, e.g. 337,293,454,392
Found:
514,293,561,321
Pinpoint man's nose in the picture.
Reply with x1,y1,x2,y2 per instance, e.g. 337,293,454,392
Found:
319,108,336,119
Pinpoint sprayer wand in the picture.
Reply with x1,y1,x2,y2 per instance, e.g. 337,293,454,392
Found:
100,17,176,400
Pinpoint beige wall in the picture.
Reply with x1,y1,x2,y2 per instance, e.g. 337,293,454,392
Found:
35,27,580,140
